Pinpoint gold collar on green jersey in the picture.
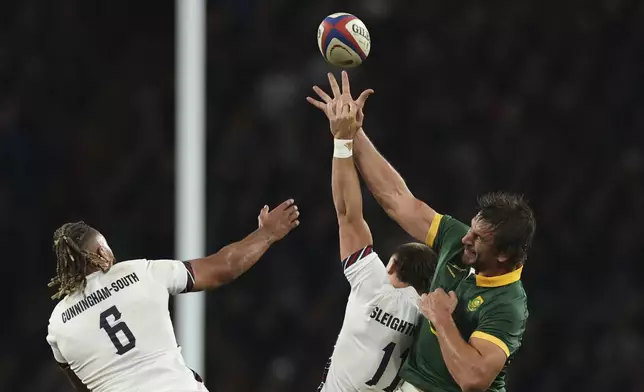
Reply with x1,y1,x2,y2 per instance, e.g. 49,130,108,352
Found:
475,266,523,287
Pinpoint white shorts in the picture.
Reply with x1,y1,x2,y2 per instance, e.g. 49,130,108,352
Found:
394,381,424,392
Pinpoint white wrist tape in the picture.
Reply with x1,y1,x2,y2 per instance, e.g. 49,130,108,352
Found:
333,139,354,158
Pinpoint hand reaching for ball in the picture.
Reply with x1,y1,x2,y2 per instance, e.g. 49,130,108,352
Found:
327,100,360,139
257,199,300,242
307,71,374,132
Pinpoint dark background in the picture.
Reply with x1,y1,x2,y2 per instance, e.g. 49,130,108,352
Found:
1,0,642,391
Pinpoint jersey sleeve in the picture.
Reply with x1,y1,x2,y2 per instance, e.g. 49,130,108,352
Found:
470,301,528,358
144,259,196,295
425,214,470,268
46,324,66,364
343,245,387,300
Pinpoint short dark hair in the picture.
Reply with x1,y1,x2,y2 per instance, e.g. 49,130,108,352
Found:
392,242,438,294
48,221,109,300
476,192,536,266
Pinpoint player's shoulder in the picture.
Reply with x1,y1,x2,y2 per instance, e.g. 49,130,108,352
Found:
375,285,420,311
111,258,172,275
427,214,469,259
87,259,145,284
48,260,152,325
491,279,528,303
361,250,385,270
434,214,470,232
114,258,149,270
343,247,388,283
438,214,470,239
48,289,85,325
49,297,68,323
482,282,528,318
344,246,382,270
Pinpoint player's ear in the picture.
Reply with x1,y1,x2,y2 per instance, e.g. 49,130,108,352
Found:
97,245,114,265
496,252,509,264
97,246,107,260
386,256,397,275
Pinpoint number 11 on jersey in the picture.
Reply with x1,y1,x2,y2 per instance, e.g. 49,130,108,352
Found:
365,342,410,392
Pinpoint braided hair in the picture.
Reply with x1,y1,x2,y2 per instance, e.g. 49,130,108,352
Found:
48,221,110,300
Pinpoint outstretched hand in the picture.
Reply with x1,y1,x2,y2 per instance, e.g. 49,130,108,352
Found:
307,71,374,130
257,199,300,242
327,99,360,139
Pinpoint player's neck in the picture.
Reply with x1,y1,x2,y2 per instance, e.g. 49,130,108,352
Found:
475,264,517,277
86,266,101,275
86,263,111,275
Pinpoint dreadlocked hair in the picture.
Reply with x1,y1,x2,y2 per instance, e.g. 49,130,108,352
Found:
48,221,109,300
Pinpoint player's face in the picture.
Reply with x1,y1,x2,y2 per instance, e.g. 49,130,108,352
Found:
461,215,497,269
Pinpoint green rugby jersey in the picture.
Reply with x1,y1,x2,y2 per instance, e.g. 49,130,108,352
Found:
399,214,529,392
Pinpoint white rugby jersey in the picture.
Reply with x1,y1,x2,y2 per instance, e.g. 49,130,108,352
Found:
319,246,421,392
46,259,208,392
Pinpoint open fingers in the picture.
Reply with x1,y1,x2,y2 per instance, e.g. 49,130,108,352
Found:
283,204,300,229
312,86,332,103
349,101,357,116
356,89,375,108
327,101,336,118
288,205,300,221
290,217,300,229
306,96,326,111
341,101,356,119
336,100,344,117
341,71,351,97
275,198,295,212
328,72,341,98
342,100,351,117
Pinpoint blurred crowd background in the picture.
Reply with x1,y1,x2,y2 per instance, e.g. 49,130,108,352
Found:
1,0,642,391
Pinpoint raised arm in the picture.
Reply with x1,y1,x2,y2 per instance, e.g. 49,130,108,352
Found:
353,129,436,243
307,71,436,243
330,101,373,260
187,200,299,291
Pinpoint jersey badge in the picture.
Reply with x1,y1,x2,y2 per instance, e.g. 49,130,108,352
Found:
466,295,484,312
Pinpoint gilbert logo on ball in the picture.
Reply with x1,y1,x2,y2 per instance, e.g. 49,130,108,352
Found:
317,13,371,68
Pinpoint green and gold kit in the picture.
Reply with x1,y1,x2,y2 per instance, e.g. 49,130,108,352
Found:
399,214,529,392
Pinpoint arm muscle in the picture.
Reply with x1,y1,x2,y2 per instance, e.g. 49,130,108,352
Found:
353,130,436,242
332,153,373,260
433,317,507,392
187,229,276,291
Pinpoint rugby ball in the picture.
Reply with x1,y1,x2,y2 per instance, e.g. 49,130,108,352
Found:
317,13,371,68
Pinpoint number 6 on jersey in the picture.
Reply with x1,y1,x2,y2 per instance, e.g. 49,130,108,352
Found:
99,305,137,355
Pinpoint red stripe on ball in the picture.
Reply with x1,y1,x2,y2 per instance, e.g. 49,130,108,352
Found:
334,16,367,60
320,20,334,55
